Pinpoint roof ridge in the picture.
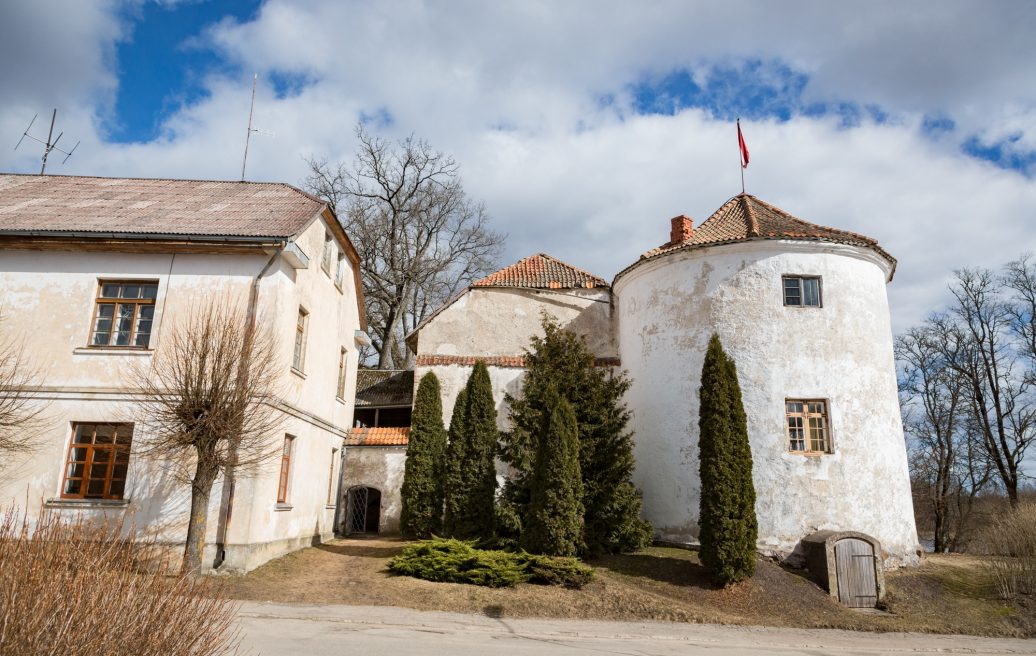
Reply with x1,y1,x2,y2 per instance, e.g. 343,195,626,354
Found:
740,194,760,237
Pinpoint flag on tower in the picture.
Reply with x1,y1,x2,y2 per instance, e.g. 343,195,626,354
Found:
737,119,749,169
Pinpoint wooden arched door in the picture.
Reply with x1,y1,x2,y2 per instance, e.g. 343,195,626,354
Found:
834,538,878,607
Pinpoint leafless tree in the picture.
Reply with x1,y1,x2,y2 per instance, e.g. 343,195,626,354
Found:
0,311,45,460
133,300,282,576
304,125,505,368
898,323,992,551
931,267,1035,507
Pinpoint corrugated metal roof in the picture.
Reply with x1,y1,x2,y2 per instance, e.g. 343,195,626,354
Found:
0,174,325,238
355,369,414,407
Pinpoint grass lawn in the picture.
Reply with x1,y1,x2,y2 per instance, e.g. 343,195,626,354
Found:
222,537,1035,637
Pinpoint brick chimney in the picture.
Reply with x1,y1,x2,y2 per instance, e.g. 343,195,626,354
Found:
669,215,694,245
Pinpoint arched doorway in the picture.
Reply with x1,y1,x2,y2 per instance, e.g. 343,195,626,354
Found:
345,486,381,535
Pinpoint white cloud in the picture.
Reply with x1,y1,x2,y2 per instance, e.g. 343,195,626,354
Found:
1,0,1035,336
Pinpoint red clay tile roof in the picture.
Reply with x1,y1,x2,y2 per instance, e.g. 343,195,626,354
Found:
0,173,325,239
416,355,620,368
618,194,896,282
474,253,608,289
355,370,414,407
345,426,409,446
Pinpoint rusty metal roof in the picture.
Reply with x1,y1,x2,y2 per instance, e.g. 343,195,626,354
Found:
0,173,325,239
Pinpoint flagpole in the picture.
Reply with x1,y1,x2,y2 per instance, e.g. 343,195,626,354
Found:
738,118,745,195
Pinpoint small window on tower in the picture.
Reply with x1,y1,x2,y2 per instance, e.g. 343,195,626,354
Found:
783,276,822,307
785,400,831,454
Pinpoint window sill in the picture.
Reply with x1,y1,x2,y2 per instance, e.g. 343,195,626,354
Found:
290,368,307,379
788,452,832,457
274,503,294,512
45,498,130,509
73,347,153,356
325,504,338,510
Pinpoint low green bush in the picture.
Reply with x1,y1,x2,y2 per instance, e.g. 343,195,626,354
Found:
388,538,594,589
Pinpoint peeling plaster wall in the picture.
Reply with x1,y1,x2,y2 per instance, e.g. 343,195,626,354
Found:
339,446,407,534
415,286,613,430
614,240,920,565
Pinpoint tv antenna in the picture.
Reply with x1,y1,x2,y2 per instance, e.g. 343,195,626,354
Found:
240,74,275,181
14,109,80,175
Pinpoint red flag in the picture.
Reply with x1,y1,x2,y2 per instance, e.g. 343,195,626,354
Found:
737,119,750,169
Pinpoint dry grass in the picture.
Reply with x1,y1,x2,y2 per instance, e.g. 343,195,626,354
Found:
974,503,1036,598
0,510,242,656
223,537,1036,637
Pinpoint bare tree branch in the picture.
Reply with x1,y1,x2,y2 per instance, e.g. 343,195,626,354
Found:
131,299,283,575
305,125,505,369
0,311,46,460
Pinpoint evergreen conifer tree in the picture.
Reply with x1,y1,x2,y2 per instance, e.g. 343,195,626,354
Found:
697,333,757,586
444,362,498,539
504,314,652,555
399,372,448,539
442,387,468,536
521,387,584,556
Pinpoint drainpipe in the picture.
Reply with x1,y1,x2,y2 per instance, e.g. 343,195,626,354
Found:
214,247,281,569
332,445,348,536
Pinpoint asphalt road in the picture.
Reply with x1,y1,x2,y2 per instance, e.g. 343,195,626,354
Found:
235,602,1036,656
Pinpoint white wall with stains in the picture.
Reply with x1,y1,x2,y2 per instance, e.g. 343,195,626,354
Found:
0,212,363,573
614,240,920,565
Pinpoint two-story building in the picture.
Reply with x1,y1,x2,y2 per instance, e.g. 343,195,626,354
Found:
0,173,366,572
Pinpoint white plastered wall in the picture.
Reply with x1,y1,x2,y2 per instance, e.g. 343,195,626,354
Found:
613,240,920,565
0,211,363,573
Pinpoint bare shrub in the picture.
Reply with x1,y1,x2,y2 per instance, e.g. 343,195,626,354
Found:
0,310,46,460
977,503,1036,599
0,509,241,656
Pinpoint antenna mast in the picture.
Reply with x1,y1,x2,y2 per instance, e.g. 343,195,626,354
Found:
241,74,257,181
14,109,80,174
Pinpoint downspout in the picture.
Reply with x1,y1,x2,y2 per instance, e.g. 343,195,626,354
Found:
214,247,281,569
333,445,348,536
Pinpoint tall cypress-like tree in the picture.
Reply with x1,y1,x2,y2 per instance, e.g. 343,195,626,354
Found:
444,362,498,539
697,333,757,586
400,372,448,539
504,314,651,555
521,387,584,556
442,387,469,536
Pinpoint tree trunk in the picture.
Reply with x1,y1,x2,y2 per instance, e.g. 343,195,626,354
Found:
182,463,219,576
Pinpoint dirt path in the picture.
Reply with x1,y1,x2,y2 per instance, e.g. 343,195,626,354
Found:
221,537,1036,637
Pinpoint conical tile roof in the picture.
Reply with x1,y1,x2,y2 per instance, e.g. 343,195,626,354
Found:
474,253,608,289
622,194,896,281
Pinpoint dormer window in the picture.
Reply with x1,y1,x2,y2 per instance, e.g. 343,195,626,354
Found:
783,276,821,307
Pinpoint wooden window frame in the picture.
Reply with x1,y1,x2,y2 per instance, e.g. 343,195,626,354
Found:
89,280,159,349
277,435,295,504
782,275,822,308
327,447,339,506
336,348,348,401
785,399,832,455
60,423,133,500
321,233,334,275
292,307,308,373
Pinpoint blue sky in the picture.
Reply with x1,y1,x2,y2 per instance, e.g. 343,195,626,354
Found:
2,0,1036,338
109,0,260,142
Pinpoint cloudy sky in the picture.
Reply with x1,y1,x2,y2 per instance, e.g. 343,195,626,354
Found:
2,0,1035,333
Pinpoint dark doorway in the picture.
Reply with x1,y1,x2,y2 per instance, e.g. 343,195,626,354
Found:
345,486,381,535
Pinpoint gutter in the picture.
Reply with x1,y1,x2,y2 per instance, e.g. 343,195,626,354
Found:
0,229,289,243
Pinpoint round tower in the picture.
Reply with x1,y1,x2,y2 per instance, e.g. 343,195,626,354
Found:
613,195,919,565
